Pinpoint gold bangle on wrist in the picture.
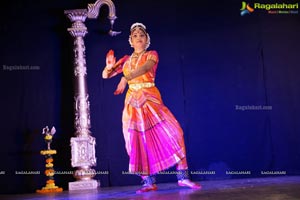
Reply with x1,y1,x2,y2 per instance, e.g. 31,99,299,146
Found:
124,74,131,81
105,67,112,73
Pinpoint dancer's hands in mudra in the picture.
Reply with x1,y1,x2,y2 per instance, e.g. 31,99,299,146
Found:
106,49,116,70
114,77,127,95
103,49,127,95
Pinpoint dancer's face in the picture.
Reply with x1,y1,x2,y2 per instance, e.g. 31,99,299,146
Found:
130,28,147,50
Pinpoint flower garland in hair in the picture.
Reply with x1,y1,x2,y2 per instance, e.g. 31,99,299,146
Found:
130,22,147,31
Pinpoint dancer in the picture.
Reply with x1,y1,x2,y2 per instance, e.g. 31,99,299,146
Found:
102,22,201,193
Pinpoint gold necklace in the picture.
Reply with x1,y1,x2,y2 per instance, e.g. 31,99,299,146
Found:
129,51,145,71
132,50,145,58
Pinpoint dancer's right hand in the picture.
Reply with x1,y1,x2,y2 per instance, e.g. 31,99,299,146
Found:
106,49,116,70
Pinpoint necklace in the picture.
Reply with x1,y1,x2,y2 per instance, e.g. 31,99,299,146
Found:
129,50,145,71
132,50,145,58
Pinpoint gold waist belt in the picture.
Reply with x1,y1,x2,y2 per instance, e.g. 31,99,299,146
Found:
129,82,155,91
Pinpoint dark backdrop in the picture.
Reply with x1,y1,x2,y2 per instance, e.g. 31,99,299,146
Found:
0,0,299,194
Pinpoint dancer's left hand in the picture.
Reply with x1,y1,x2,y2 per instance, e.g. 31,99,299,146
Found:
114,77,127,95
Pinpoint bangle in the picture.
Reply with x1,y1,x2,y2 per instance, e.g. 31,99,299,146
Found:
105,67,112,73
124,73,132,81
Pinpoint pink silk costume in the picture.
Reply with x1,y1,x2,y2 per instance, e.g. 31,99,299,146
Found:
108,50,187,176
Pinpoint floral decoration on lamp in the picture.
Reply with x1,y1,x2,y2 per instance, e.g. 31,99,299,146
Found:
36,126,63,193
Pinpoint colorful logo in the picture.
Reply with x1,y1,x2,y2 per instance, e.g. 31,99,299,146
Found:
240,2,298,16
240,1,255,16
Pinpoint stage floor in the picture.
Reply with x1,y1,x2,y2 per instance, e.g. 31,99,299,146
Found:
1,176,300,200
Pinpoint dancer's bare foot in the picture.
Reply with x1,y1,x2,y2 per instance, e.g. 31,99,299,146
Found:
178,179,202,189
136,184,158,194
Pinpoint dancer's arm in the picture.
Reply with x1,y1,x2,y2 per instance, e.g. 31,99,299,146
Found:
124,59,156,81
102,50,129,79
102,59,125,79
